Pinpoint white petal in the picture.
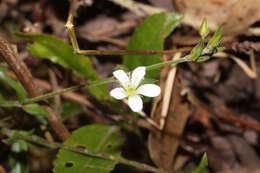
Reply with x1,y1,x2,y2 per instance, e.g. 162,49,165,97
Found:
137,84,161,97
128,95,143,112
110,88,127,100
113,70,130,88
131,66,146,89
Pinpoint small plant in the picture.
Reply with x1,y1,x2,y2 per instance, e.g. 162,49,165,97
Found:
0,1,223,173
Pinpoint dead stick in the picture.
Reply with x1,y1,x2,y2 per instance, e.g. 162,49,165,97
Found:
0,34,39,97
0,33,71,141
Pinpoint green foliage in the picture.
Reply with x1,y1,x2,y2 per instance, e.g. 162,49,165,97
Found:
54,124,124,173
60,101,82,121
0,67,48,124
203,27,223,55
14,32,109,101
186,22,223,63
0,67,27,102
123,12,183,79
180,153,208,173
186,40,204,61
2,129,34,145
22,104,49,125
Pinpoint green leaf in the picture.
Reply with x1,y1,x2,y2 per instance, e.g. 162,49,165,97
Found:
216,46,226,52
179,153,208,173
0,67,27,102
2,129,34,145
14,32,109,101
54,124,123,173
186,39,204,61
196,55,210,62
123,12,183,79
22,104,49,125
204,27,222,54
60,101,82,121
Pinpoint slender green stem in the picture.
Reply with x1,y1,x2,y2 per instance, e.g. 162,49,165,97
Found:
0,57,191,107
0,101,20,107
146,56,189,71
2,128,166,173
22,77,115,105
23,83,86,104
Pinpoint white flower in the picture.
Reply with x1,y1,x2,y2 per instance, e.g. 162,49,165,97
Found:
110,66,161,112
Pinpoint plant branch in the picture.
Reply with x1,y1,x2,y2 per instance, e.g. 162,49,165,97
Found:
22,77,115,104
0,56,190,107
0,55,192,107
76,47,192,56
2,128,166,173
65,0,192,56
0,34,39,98
65,0,80,52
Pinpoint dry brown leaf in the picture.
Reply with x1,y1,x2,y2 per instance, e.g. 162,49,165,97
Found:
174,0,260,35
148,67,190,171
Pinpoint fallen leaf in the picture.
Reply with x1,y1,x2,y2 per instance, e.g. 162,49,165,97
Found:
148,67,190,171
174,0,260,35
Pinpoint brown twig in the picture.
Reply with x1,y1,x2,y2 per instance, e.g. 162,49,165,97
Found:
0,34,39,98
48,68,62,118
216,106,260,132
188,90,260,132
77,47,193,56
0,34,71,141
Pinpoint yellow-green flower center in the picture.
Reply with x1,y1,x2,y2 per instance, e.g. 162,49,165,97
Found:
126,88,136,96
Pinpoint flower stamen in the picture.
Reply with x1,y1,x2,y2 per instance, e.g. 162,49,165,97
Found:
126,88,136,96
110,66,161,112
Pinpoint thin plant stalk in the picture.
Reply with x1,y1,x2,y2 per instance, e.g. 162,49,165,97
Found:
2,127,167,173
0,56,191,107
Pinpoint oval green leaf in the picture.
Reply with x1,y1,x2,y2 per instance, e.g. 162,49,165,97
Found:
123,12,183,79
14,32,109,101
54,124,123,173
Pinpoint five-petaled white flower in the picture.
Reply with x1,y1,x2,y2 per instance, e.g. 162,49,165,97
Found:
110,66,161,112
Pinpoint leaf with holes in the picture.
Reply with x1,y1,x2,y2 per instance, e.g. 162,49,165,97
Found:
53,124,123,173
123,12,183,79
